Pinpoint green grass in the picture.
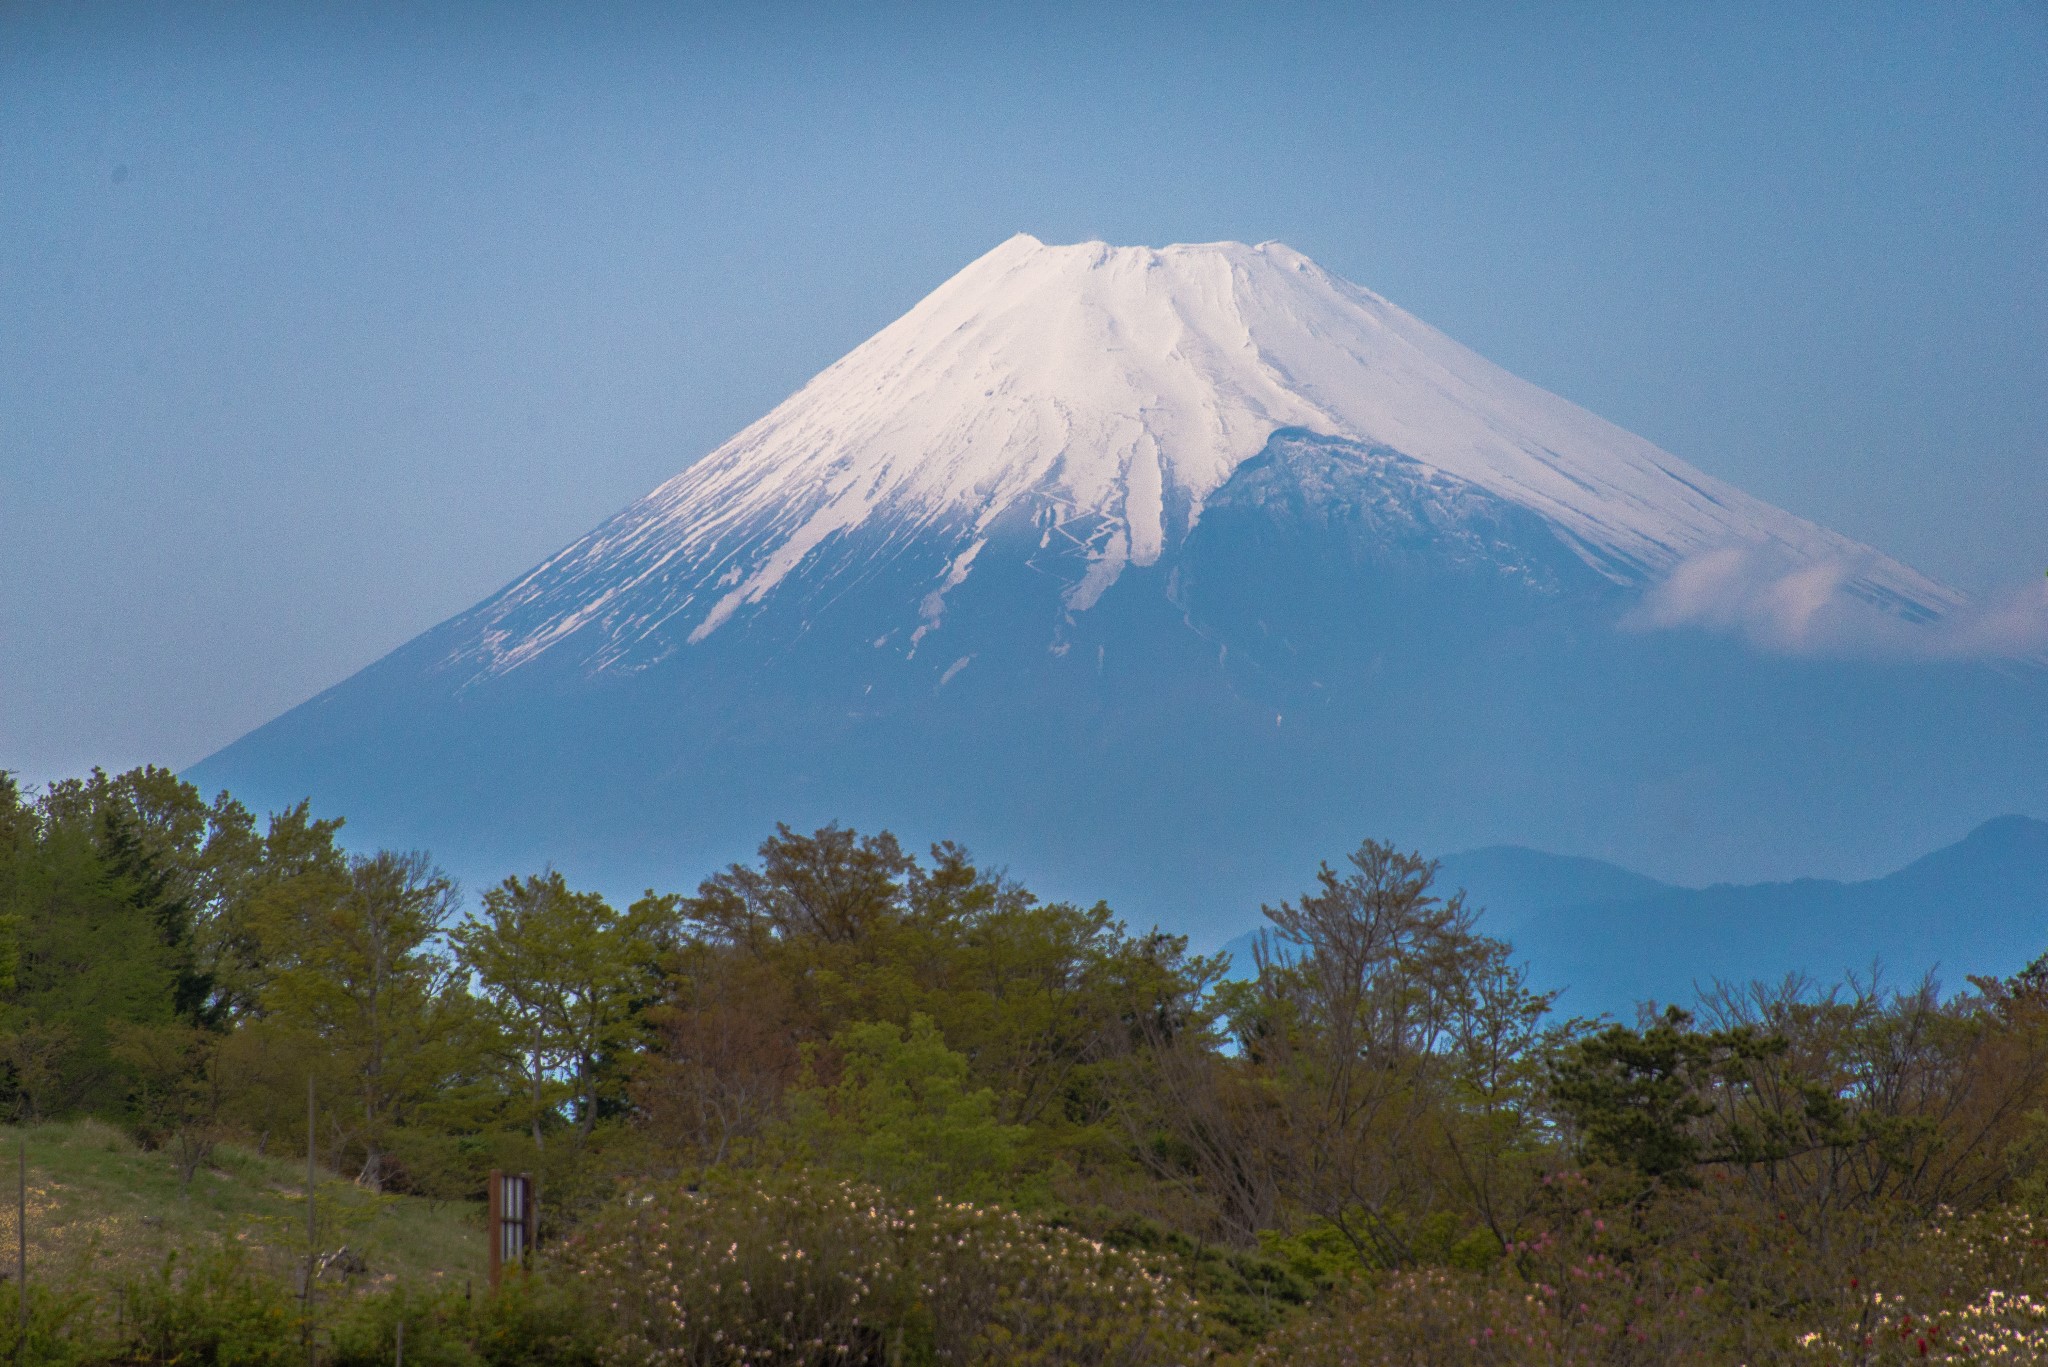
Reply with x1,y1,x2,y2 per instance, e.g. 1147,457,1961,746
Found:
0,1121,485,1292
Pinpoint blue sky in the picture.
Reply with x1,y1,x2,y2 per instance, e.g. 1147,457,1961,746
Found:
3,1,2044,785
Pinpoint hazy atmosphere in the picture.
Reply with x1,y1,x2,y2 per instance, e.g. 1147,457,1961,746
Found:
5,1,2044,790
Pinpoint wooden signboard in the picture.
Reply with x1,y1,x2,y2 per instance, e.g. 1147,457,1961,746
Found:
486,1170,536,1289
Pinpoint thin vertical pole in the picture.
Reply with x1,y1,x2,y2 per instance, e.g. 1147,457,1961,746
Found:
305,1078,317,1367
17,1134,25,1354
394,1318,403,1367
486,1170,503,1291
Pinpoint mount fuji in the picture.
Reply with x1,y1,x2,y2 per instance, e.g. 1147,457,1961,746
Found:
192,236,2046,943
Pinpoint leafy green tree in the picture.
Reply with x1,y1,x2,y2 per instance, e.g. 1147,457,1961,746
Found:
785,1013,1027,1199
38,767,232,1023
28,765,349,1026
1547,1005,1784,1184
453,870,658,1143
198,799,348,1024
650,824,1217,1204
250,849,469,1189
0,784,196,1117
0,774,28,993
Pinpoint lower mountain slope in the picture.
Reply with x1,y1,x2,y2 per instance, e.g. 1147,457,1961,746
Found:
190,430,2048,943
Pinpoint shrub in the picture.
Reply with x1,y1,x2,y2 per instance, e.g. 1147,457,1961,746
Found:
1046,1205,1315,1353
325,1285,480,1367
1248,1175,1740,1366
0,1243,604,1367
465,1271,610,1367
321,1273,603,1367
1251,1189,2048,1364
567,1172,1206,1365
1789,1206,2048,1362
1248,1269,1563,1366
8,1283,107,1367
117,1248,306,1367
1247,1260,1751,1367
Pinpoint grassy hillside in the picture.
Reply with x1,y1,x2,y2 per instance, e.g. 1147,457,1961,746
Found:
0,1121,485,1292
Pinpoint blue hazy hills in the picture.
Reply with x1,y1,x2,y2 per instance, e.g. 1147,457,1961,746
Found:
1221,816,2048,1019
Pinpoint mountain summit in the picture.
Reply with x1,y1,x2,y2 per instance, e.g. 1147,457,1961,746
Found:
452,236,1951,683
192,237,2045,935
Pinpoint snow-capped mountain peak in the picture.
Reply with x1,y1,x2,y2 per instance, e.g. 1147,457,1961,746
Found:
453,234,1958,677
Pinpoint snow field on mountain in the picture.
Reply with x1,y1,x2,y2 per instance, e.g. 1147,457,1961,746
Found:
456,234,1963,677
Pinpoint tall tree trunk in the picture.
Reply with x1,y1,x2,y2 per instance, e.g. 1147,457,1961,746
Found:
530,1020,545,1149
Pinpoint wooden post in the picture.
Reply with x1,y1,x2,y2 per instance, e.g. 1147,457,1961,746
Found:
394,1318,403,1367
486,1171,534,1290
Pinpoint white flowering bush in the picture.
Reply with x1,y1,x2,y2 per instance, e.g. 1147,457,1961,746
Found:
1794,1288,2048,1362
1791,1207,2048,1363
565,1173,1206,1366
1939,1289,2048,1359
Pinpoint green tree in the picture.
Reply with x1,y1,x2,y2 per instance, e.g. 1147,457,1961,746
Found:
785,1013,1027,1199
644,824,1217,1209
0,782,197,1117
198,799,347,1025
250,849,468,1189
453,870,657,1143
28,765,349,1026
1547,1005,1785,1184
0,774,28,993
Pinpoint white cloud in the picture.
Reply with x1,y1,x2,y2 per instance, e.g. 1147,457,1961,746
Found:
1627,543,2048,662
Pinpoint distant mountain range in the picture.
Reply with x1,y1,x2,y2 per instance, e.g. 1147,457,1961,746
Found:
189,236,2048,942
1224,816,2048,1018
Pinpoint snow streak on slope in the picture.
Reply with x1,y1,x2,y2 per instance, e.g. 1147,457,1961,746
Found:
452,235,1960,678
